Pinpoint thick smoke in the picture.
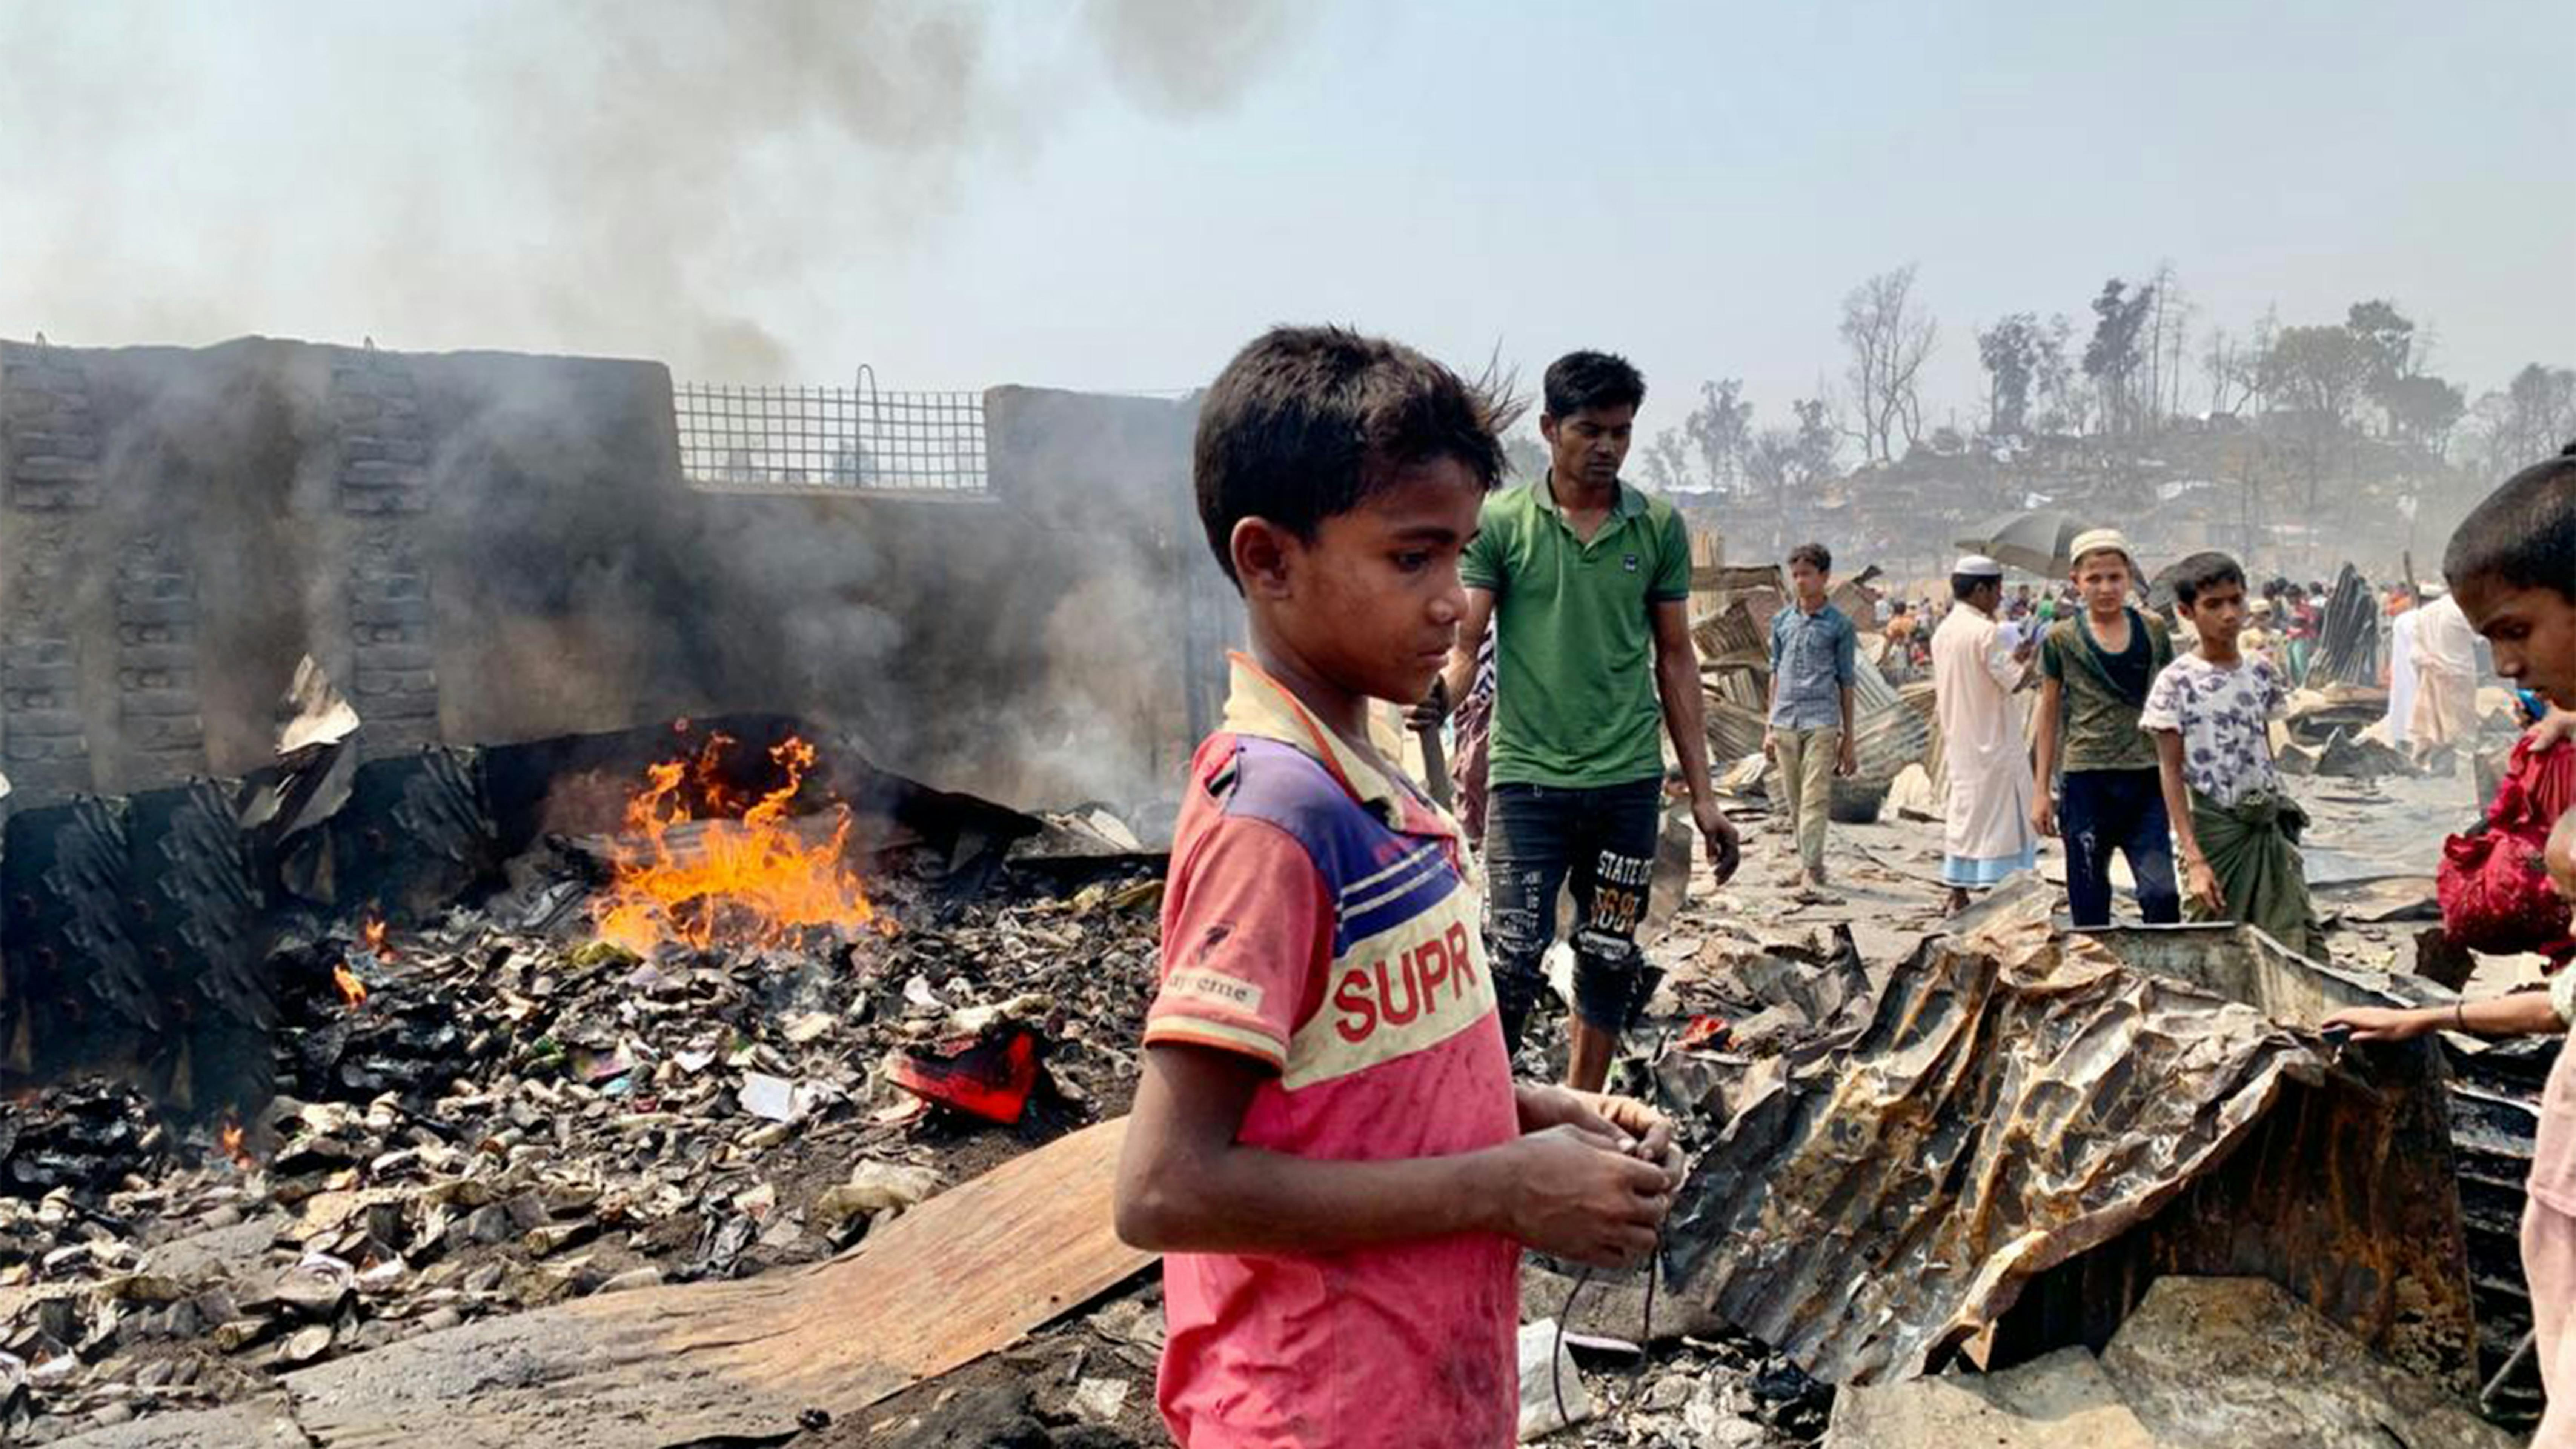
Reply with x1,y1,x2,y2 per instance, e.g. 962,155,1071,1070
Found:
0,0,1303,380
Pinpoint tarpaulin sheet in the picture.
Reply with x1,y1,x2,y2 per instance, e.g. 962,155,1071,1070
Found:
1665,914,2426,1386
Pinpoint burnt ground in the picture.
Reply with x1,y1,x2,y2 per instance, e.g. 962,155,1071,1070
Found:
6,751,2519,1447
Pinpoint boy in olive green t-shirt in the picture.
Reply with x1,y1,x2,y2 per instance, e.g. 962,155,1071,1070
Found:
2032,529,2181,927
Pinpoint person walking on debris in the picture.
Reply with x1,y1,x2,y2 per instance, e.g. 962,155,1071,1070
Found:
1115,327,1685,1448
1932,555,2040,913
2385,588,2422,748
1882,600,1920,680
2328,442,2576,1449
2143,551,2322,958
2032,529,2181,928
1765,542,1858,899
2411,584,2481,773
1416,349,1741,1091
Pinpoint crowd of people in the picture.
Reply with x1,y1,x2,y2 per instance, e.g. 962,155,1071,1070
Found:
1109,325,2576,1447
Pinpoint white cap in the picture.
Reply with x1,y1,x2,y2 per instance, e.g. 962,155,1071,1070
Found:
2067,528,2134,568
1954,554,2004,578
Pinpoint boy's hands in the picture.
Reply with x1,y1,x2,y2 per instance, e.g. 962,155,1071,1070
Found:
1514,1086,1682,1175
1835,736,1858,778
1492,1125,1677,1269
2184,855,2224,914
2030,795,2057,839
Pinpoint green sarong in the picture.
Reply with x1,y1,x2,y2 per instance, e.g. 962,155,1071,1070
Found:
2188,789,2322,959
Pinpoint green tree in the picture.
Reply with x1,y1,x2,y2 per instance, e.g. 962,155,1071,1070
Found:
2263,325,2376,423
1976,312,2043,437
2083,278,2156,435
2345,299,2417,385
2261,324,2376,515
2378,373,2464,448
1684,379,1753,492
1636,428,1693,493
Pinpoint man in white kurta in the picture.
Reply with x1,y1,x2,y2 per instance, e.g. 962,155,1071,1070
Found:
2384,600,2419,748
1933,557,2040,911
2411,589,2480,768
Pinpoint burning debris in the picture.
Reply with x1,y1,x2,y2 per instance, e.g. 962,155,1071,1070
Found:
590,729,884,957
0,717,1170,1443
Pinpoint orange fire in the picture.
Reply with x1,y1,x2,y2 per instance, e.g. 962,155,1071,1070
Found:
218,1115,253,1169
592,731,878,954
360,914,395,962
332,961,369,1009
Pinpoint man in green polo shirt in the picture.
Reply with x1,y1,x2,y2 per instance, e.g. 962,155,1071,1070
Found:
1417,350,1741,1091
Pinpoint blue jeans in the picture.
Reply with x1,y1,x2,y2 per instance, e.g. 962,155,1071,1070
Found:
2060,768,2181,928
1482,778,1665,1047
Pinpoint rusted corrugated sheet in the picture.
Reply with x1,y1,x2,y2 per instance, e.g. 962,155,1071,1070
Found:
1692,598,1769,673
1666,908,2475,1391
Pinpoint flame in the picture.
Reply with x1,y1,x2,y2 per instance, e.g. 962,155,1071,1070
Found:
332,961,369,1009
360,914,395,963
218,1115,253,1169
592,731,878,954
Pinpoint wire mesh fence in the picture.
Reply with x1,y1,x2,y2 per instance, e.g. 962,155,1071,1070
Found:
673,372,987,491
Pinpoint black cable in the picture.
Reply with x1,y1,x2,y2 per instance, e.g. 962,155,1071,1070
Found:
1552,1265,1591,1433
1548,1231,1664,1439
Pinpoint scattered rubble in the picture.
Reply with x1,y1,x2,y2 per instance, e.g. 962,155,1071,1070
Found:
0,820,1160,1442
1827,1277,2520,1447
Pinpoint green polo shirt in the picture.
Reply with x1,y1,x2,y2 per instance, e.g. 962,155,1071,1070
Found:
1460,475,1691,789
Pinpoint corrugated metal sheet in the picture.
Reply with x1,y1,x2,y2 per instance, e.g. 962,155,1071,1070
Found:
1665,909,2475,1392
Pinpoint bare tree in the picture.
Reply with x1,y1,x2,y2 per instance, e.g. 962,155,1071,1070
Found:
2032,313,2086,434
2157,269,2195,420
1838,264,1939,463
2200,326,2244,416
1746,398,1841,554
2461,364,2576,476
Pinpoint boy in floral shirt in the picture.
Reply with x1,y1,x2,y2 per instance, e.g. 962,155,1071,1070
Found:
2141,551,2321,957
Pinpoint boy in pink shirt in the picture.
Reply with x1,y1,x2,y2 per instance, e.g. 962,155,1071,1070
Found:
1112,326,1682,1447
2329,442,2576,1444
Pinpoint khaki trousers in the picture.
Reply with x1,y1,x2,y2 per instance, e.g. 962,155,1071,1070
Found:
1773,726,1840,874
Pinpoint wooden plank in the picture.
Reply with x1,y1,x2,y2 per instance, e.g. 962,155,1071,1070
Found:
284,1118,1148,1447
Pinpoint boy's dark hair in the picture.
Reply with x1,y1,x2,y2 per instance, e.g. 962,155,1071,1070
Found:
1951,572,1995,603
1891,600,1910,614
1788,542,1832,574
2169,551,2247,608
1541,351,1645,418
2444,440,2576,603
1194,326,1519,586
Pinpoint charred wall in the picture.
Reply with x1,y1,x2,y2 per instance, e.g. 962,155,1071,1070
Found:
0,338,1220,824
690,384,1216,821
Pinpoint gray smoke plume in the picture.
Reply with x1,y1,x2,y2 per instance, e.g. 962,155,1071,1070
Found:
0,0,1304,380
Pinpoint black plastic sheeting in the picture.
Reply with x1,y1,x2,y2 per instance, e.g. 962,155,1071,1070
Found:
2309,562,2384,688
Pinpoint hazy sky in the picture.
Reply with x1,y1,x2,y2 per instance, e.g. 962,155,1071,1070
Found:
3,0,2569,441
